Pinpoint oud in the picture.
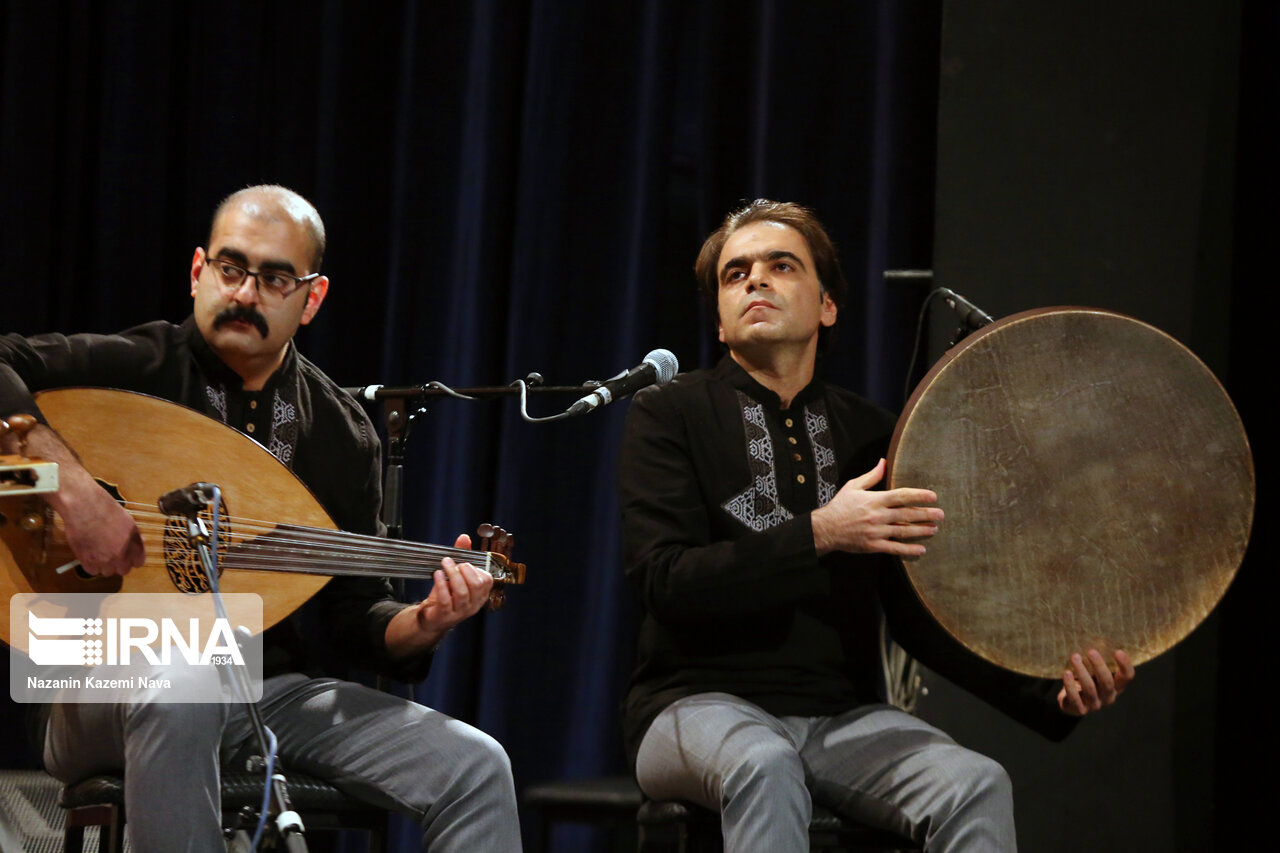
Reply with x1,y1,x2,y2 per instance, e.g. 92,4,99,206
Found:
1,388,525,649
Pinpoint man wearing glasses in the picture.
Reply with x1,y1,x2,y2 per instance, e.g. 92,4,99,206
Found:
0,185,522,852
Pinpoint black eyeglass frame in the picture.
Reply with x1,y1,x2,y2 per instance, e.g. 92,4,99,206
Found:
202,253,321,299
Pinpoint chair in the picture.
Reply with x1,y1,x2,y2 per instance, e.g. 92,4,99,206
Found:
636,797,918,852
524,628,924,851
59,770,386,852
522,775,918,853
524,775,644,850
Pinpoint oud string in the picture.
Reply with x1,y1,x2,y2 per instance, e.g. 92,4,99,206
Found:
46,500,510,579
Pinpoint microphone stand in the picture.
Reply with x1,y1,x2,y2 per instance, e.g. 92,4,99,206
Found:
351,377,597,695
169,494,308,853
347,379,597,540
885,270,998,401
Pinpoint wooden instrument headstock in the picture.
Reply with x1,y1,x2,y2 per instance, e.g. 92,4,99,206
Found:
1,414,61,497
475,522,526,609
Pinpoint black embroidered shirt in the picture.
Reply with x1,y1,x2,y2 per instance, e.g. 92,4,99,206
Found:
618,355,895,758
618,354,1075,762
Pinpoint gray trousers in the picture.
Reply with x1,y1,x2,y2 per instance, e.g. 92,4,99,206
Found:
635,693,1015,853
44,672,522,852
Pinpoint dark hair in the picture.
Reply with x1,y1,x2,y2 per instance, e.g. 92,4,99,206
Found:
209,184,326,272
695,199,847,349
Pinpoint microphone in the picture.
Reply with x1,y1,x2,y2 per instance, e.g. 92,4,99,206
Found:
568,349,678,416
938,287,994,329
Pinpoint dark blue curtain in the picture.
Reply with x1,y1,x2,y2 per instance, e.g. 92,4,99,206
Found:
1,2,940,850
4,2,1269,851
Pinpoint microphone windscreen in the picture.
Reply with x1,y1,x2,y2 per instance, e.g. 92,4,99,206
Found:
643,349,679,384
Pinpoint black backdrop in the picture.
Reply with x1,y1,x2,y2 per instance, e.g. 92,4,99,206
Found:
0,2,1269,851
924,2,1260,852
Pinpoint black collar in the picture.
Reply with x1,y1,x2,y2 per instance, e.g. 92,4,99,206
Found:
713,353,825,411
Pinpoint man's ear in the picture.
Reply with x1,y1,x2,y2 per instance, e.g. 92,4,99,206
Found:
190,247,206,297
820,289,837,328
300,276,330,325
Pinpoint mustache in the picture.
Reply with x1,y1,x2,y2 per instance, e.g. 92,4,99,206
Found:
213,305,270,339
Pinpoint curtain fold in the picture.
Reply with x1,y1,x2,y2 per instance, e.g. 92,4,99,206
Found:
2,4,947,850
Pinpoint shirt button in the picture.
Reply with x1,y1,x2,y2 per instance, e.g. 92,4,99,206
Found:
788,436,798,445
796,474,806,484
784,418,794,428
249,400,258,410
793,452,802,462
246,423,256,434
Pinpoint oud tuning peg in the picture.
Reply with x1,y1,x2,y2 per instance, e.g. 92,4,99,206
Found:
475,523,512,553
1,413,38,454
490,525,512,555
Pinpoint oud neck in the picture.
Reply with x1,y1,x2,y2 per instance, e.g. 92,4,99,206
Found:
221,524,497,581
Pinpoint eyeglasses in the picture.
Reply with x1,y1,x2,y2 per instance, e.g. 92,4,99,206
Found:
203,255,320,299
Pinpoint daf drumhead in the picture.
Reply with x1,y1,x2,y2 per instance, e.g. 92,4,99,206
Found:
887,307,1253,678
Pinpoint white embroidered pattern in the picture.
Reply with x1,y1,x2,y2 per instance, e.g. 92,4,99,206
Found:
268,395,299,467
205,386,227,422
805,401,838,507
721,392,793,532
